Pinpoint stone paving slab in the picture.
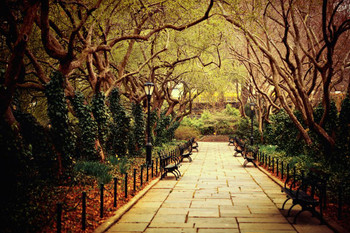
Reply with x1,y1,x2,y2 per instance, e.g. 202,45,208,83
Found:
104,142,335,233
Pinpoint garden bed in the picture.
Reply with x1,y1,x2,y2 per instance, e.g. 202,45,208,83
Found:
40,157,159,233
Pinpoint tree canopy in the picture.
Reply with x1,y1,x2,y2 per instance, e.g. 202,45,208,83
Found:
1,0,349,151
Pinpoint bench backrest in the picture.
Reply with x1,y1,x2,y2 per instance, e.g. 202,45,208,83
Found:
285,168,328,202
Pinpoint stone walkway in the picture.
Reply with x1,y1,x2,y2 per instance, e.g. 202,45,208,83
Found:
104,142,334,233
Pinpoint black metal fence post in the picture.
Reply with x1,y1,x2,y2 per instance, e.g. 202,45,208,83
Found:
263,153,266,166
146,165,149,182
272,157,275,173
57,203,62,233
292,167,296,188
276,159,279,177
124,173,128,198
155,158,158,176
100,184,104,218
82,192,86,230
113,178,117,208
281,161,284,180
133,169,137,191
140,165,143,187
151,161,154,178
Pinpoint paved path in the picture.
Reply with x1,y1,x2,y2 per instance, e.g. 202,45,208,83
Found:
105,142,334,233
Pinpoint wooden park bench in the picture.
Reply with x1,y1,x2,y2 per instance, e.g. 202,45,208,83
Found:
181,139,193,162
233,137,245,157
281,168,328,224
191,137,199,152
158,149,182,180
228,136,235,146
158,139,193,179
242,147,258,167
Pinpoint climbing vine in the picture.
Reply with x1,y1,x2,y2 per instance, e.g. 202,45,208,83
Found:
131,102,145,156
108,88,130,157
71,92,99,160
45,71,75,167
91,92,110,148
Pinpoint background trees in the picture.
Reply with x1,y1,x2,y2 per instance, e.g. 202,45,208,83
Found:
220,0,350,152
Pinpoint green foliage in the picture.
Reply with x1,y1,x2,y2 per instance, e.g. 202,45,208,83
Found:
263,110,304,156
74,161,112,184
149,110,158,145
154,112,181,146
337,95,350,154
92,92,111,148
166,120,181,141
181,116,204,129
108,88,130,157
107,156,131,174
174,125,200,140
314,101,338,135
224,104,240,117
258,145,285,158
233,116,261,144
45,71,75,165
154,112,172,146
71,92,99,160
182,105,240,135
260,97,350,203
130,102,145,156
14,110,56,178
0,116,51,232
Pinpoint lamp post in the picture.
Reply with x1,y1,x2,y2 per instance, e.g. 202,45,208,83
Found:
144,82,154,167
250,101,255,145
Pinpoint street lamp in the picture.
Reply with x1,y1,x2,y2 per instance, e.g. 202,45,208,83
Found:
250,101,255,145
144,82,154,167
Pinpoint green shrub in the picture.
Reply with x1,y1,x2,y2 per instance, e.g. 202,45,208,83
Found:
258,145,285,157
174,125,200,140
233,116,261,144
74,161,112,184
224,104,240,117
263,110,304,156
108,156,131,174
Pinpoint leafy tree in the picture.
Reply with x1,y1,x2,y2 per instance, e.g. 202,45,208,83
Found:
220,0,350,150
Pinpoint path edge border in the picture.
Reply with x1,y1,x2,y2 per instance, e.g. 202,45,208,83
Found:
94,177,161,233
